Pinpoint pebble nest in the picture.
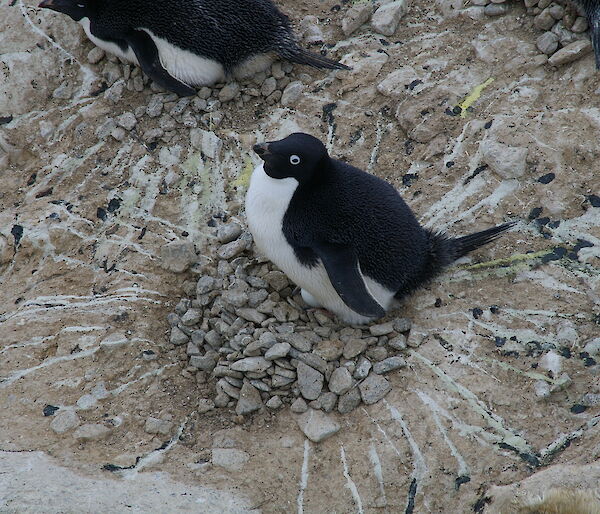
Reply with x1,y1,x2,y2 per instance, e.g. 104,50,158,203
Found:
167,216,418,419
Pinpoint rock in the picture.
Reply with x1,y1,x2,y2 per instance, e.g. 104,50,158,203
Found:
369,322,395,336
284,333,312,353
359,374,391,405
197,276,217,295
181,308,202,326
116,112,137,130
281,81,305,107
73,424,111,441
536,32,559,55
266,396,283,409
480,140,529,179
314,339,344,361
222,289,249,308
328,367,353,395
295,408,341,443
236,382,263,415
388,335,407,351
291,397,308,413
189,355,217,372
365,346,388,361
343,339,367,359
353,356,372,380
581,393,600,407
484,3,509,15
217,239,247,260
216,223,243,244
406,329,427,348
211,448,249,471
87,47,105,64
373,356,407,374
539,351,562,375
377,67,421,97
236,308,267,324
393,318,412,332
146,95,164,117
190,129,223,159
548,40,592,66
265,342,291,360
230,357,271,373
50,410,80,434
318,392,338,413
170,326,190,346
584,338,600,356
76,394,97,410
218,83,240,102
261,77,277,97
264,271,289,291
338,386,362,414
371,0,408,35
144,417,173,435
342,3,372,36
534,9,556,30
198,399,215,414
297,361,324,400
160,241,197,273
534,380,551,398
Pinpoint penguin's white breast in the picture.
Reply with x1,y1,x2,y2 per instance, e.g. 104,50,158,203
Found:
79,18,138,64
140,29,226,86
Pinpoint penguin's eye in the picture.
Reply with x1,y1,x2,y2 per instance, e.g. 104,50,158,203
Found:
289,155,301,165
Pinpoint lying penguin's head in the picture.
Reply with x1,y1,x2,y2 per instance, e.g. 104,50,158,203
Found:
253,133,329,183
38,0,90,21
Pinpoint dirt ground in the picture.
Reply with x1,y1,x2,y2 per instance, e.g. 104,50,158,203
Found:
1,0,599,512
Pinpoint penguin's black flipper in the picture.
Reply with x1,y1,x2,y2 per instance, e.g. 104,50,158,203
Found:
125,31,196,96
278,47,351,70
313,242,386,319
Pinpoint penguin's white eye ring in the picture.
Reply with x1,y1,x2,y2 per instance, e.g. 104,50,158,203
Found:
290,155,301,165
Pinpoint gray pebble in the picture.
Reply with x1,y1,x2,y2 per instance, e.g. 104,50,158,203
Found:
291,397,308,413
328,367,353,395
236,308,267,324
190,355,217,372
342,2,372,36
74,424,112,441
359,374,391,404
170,326,190,346
295,408,340,443
373,356,407,374
297,361,324,400
266,396,283,409
388,334,407,351
50,410,80,434
217,239,247,260
236,382,263,415
265,342,291,360
337,386,362,414
353,356,372,380
393,318,412,332
314,339,344,361
230,357,271,373
87,47,105,64
343,339,367,359
217,223,243,244
366,346,388,361
218,82,240,102
198,398,215,413
369,322,395,336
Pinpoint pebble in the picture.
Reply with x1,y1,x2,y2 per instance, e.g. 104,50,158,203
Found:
353,356,372,380
371,0,408,36
338,386,362,414
295,408,341,443
539,351,562,375
73,424,111,441
369,322,395,337
236,382,263,415
480,140,528,179
189,355,217,372
373,356,407,374
217,239,247,260
534,380,551,398
230,357,271,373
50,410,80,434
266,396,283,409
548,40,592,65
328,367,353,395
198,399,215,413
291,397,308,413
536,32,559,55
342,3,373,36
76,394,97,410
218,83,240,102
116,112,137,130
297,362,324,400
160,241,197,273
265,342,291,360
146,95,164,117
394,318,412,332
144,417,173,435
87,47,105,64
281,81,305,107
236,307,267,324
217,223,243,244
170,326,190,346
366,346,388,361
388,335,407,351
359,374,391,405
212,448,249,471
343,339,367,359
484,3,509,15
314,339,344,361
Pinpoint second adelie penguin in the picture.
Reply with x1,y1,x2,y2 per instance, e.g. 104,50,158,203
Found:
246,133,515,325
39,0,349,96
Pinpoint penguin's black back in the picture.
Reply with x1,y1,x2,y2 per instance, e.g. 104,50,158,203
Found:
282,159,432,295
88,0,296,70
282,158,513,299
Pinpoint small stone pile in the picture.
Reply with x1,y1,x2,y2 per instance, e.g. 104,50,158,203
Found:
167,219,415,419
482,0,593,66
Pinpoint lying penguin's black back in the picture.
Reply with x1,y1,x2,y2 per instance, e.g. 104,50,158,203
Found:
283,158,513,299
90,0,345,71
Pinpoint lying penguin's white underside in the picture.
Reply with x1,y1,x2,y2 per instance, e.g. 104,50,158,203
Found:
79,19,274,86
246,163,396,325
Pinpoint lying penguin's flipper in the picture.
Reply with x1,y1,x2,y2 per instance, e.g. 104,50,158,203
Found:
125,30,197,96
313,242,386,319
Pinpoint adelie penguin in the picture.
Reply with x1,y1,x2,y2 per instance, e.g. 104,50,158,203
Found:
572,0,600,68
246,133,515,325
38,0,349,96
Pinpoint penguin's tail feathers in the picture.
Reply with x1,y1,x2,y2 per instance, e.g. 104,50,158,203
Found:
426,221,515,270
279,47,351,70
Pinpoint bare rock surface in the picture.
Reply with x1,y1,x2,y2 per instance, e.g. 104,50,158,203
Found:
1,0,599,512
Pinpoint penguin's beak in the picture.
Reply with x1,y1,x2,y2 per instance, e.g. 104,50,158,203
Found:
253,142,271,160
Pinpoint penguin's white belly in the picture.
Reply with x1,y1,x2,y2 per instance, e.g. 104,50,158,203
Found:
141,29,226,86
79,18,138,64
245,164,395,325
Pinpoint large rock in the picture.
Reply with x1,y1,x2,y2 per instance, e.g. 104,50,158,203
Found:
371,0,409,36
235,382,263,415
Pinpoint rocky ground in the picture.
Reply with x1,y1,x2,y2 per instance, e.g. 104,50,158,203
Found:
1,0,600,512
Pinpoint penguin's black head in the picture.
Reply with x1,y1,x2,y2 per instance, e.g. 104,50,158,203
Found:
38,0,90,21
253,133,329,183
